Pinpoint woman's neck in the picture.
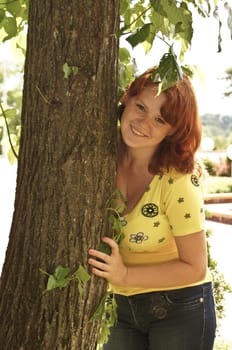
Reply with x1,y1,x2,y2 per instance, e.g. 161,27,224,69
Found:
123,147,155,173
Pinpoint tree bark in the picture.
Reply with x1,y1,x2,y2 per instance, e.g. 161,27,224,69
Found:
0,1,119,349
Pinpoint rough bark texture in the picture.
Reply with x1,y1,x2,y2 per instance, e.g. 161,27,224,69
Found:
0,1,119,349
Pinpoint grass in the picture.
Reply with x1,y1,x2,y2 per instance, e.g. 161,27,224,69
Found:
214,340,232,350
207,175,232,349
206,176,232,194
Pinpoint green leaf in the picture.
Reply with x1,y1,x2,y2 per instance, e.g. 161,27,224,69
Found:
7,1,22,17
181,65,194,78
91,293,107,321
150,0,193,51
151,50,183,93
0,9,5,23
63,62,72,79
74,264,90,283
72,66,78,76
93,292,118,345
2,16,17,40
150,0,167,17
0,108,16,119
115,188,126,206
120,0,130,15
119,47,131,64
149,8,166,36
78,283,83,297
16,42,26,56
42,264,90,293
47,274,70,291
126,23,151,48
46,265,71,291
98,323,111,345
47,275,59,291
111,218,121,233
98,241,111,255
114,232,125,246
62,62,78,79
54,265,70,280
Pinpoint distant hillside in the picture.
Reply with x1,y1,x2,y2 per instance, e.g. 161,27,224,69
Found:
201,114,232,139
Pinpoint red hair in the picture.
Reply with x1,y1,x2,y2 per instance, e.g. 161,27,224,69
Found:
119,67,202,175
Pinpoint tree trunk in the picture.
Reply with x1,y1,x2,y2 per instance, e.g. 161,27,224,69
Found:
0,1,119,349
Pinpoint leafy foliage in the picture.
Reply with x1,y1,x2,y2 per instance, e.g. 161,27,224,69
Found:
1,0,229,158
91,291,117,346
201,114,232,144
0,0,28,42
206,176,232,194
0,64,22,161
206,228,232,320
222,66,232,97
151,47,183,92
41,190,126,346
40,264,91,297
62,62,79,80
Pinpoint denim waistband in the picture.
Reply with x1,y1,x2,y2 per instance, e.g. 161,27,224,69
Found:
115,282,212,300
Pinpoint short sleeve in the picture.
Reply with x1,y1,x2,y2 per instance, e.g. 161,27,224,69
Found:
161,172,205,236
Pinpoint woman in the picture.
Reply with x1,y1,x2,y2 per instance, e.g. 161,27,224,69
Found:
88,67,216,350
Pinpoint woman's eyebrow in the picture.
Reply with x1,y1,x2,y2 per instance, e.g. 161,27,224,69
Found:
136,97,164,118
136,98,148,109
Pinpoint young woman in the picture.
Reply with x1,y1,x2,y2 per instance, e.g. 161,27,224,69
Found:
88,67,216,350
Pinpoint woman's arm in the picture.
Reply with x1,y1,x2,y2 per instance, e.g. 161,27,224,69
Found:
88,231,207,288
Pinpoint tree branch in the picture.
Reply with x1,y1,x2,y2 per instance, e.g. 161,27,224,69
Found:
0,102,18,159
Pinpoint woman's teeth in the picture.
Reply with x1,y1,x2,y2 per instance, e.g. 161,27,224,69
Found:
131,126,146,137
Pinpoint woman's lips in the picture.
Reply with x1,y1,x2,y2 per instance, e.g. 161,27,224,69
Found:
130,125,147,137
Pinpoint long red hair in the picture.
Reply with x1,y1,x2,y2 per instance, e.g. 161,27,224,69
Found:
119,67,202,175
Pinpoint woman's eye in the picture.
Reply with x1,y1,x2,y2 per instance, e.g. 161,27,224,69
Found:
154,116,165,125
136,103,145,111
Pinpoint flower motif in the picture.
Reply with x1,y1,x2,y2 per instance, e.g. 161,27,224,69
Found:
153,221,160,227
184,213,191,219
191,174,200,187
168,177,174,184
129,232,148,244
120,216,127,226
141,203,159,218
178,197,184,203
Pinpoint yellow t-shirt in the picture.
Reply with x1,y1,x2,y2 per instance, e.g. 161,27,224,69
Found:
111,169,211,296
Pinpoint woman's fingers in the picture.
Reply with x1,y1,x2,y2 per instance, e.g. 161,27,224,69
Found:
91,267,108,278
88,237,127,285
88,256,109,271
88,248,110,262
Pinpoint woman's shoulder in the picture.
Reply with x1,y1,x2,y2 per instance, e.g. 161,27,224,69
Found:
159,168,189,181
158,167,205,192
160,161,205,181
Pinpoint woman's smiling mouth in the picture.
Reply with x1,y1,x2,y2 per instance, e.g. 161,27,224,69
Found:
131,125,147,137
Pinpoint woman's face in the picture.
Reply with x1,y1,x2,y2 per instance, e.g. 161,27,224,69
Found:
120,86,175,152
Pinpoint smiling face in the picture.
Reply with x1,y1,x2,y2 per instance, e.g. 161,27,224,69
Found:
120,86,175,152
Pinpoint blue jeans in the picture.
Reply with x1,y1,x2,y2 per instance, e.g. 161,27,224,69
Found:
103,282,216,350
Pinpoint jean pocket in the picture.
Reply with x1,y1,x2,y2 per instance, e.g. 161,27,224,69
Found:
163,287,204,310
